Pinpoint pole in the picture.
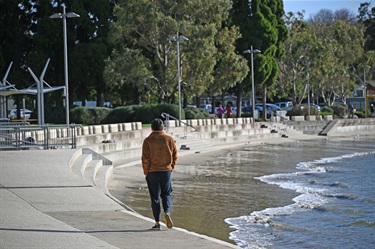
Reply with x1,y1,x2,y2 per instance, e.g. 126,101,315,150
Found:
251,45,255,121
63,6,70,126
364,67,367,117
307,59,310,116
177,32,181,125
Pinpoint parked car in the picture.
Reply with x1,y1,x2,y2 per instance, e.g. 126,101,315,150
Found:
257,104,281,115
200,104,212,113
243,104,280,118
9,109,32,119
301,103,321,112
274,101,293,111
242,105,263,113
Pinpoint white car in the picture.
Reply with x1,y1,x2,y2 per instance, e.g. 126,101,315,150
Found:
274,101,293,111
9,109,32,119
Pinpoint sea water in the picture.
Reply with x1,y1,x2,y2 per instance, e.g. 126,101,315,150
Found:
226,137,375,249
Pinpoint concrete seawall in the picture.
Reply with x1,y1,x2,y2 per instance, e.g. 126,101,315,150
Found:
319,119,375,136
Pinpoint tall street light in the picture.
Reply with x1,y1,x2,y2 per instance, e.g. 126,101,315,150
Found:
167,33,189,125
50,6,79,126
243,46,261,122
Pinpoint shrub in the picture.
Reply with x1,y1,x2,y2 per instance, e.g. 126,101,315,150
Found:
354,111,365,118
72,104,185,125
134,104,159,124
185,108,210,119
70,107,111,125
141,103,184,123
241,112,252,118
321,106,334,115
287,104,319,116
330,103,347,118
153,103,183,121
101,105,139,124
70,107,92,124
89,107,112,124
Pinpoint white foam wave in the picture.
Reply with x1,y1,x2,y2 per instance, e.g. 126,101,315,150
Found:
296,151,374,170
226,150,375,248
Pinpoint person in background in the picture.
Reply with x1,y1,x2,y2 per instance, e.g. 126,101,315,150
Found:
142,118,178,230
225,104,232,118
216,104,224,118
370,103,375,117
348,103,354,119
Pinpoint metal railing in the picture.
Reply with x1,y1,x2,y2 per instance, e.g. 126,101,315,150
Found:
161,113,196,139
0,124,81,150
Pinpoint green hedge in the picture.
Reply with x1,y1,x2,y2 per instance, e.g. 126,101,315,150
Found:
70,107,112,125
330,103,347,118
321,106,334,115
70,104,185,125
70,104,215,125
185,108,210,119
354,111,365,118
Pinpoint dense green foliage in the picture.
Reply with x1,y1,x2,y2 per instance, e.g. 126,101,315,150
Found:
330,103,349,118
287,104,320,116
184,108,210,119
70,107,112,125
69,104,212,124
229,0,288,119
321,106,334,115
1,1,374,124
106,0,248,107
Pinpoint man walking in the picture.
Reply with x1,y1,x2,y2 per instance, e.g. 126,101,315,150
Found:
142,118,178,230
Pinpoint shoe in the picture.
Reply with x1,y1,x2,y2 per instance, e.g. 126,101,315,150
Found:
165,213,173,229
150,223,161,230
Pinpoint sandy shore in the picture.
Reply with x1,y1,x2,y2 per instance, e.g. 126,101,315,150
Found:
107,130,373,244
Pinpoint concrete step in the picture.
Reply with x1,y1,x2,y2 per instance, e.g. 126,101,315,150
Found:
94,164,113,194
71,153,92,176
83,159,103,186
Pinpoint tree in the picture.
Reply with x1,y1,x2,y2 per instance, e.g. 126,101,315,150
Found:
103,47,152,105
107,0,247,109
69,0,116,107
280,9,369,108
0,0,34,112
230,0,287,119
26,0,116,109
278,12,313,105
357,2,375,51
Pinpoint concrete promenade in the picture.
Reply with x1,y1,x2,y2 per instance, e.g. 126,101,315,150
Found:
0,149,239,249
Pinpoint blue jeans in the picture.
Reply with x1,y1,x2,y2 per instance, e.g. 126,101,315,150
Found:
146,171,172,222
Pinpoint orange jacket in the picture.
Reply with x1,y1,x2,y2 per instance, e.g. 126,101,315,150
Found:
142,130,178,175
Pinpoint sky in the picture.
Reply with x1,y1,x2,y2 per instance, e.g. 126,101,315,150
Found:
283,0,374,19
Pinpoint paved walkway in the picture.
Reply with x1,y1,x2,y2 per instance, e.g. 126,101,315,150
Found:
0,149,239,249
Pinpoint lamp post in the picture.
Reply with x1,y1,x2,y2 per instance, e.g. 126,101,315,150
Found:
306,60,310,117
50,6,79,126
167,33,188,125
243,46,261,122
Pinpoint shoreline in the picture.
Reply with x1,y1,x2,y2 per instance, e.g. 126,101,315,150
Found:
107,131,374,245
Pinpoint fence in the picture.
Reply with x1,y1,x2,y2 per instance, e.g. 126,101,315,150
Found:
0,123,81,150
